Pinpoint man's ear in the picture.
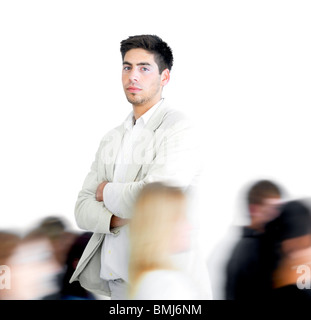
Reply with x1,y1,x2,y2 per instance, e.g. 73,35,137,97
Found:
160,69,170,87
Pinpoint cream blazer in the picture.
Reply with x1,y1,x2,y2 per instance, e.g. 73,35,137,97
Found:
69,101,212,299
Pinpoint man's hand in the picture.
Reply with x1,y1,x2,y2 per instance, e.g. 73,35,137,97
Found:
96,181,130,230
96,181,109,202
110,215,130,230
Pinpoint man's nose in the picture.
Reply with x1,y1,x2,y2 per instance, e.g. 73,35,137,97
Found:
129,68,139,82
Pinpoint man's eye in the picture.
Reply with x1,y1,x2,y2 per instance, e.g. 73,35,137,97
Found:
141,67,149,72
123,66,131,71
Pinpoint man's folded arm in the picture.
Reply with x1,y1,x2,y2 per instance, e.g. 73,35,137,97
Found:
75,119,202,230
74,141,119,234
103,120,202,219
75,182,114,234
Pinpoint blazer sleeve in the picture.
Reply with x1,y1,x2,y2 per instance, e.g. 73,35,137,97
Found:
74,139,116,234
103,117,202,219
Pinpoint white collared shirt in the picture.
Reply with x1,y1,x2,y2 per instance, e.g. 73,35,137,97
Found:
100,99,163,282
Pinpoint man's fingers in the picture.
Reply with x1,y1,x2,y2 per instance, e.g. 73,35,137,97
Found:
96,183,104,202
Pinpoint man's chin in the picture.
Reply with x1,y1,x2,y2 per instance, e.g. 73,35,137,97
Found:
126,95,145,106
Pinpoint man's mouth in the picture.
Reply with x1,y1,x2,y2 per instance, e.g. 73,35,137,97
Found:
127,86,142,93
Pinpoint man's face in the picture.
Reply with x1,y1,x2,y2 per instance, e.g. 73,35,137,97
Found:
122,48,168,108
251,197,282,227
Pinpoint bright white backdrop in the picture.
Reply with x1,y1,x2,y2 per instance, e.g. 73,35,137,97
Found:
1,1,311,256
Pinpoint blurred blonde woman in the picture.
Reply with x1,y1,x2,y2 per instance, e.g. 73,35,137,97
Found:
128,182,200,300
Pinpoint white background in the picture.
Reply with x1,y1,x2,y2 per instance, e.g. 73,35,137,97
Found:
1,1,311,257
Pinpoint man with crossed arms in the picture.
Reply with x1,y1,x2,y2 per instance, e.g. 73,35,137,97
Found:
70,34,212,300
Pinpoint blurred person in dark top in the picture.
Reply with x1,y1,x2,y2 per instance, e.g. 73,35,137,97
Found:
266,199,311,300
225,179,283,300
59,232,96,300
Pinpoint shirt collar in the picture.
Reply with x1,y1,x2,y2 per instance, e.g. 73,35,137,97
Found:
123,98,164,131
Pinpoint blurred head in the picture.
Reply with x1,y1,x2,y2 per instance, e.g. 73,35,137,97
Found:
247,180,283,230
4,230,62,300
37,216,66,238
129,182,191,286
277,200,311,254
120,35,172,108
35,216,77,266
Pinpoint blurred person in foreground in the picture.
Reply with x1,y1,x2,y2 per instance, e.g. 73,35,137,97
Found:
128,182,200,300
35,216,78,266
266,199,311,300
225,179,283,300
0,231,21,299
69,35,211,299
3,229,63,300
29,215,78,298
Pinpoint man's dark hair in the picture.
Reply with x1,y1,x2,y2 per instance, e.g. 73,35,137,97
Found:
247,180,282,205
120,34,173,74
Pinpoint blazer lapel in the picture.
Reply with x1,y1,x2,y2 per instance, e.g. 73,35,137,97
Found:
101,124,125,182
124,101,169,182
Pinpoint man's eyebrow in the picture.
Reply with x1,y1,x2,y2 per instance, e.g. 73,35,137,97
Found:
137,62,152,66
123,61,152,66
